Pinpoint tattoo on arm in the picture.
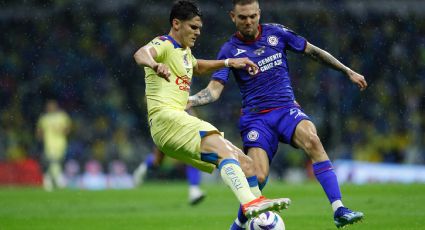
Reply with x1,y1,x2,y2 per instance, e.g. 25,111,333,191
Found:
307,46,349,73
190,88,216,107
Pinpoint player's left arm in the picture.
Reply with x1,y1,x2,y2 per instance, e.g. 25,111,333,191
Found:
304,42,368,91
187,80,224,109
194,58,258,76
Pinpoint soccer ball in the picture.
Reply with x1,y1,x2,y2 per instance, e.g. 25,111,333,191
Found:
248,211,285,230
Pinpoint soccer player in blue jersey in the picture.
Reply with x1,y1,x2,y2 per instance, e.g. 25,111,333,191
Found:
188,0,367,228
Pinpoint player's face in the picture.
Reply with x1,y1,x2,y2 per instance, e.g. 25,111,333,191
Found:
175,16,202,48
231,2,261,39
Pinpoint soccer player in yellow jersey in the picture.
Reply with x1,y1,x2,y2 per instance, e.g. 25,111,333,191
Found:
36,99,71,191
133,0,290,219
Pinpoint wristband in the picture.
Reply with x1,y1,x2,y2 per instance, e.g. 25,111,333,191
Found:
224,58,230,67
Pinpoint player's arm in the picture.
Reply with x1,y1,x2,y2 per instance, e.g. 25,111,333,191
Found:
187,80,224,108
133,45,171,82
304,42,368,91
194,58,258,76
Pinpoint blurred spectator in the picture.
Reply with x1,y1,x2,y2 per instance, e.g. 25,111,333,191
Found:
108,160,134,189
80,159,108,190
36,99,71,191
64,159,81,189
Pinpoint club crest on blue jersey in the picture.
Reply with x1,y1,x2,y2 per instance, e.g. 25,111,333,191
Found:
267,35,279,46
247,130,259,141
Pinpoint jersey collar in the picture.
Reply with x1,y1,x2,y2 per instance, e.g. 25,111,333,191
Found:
235,24,262,44
163,35,182,49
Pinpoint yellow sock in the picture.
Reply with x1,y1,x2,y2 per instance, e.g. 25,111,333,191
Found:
246,175,262,197
250,185,262,197
219,159,256,204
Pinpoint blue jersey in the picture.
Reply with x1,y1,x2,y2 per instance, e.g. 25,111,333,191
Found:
212,23,307,114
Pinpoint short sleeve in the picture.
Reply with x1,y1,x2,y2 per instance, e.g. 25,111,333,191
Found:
148,37,172,62
279,25,307,53
191,53,197,68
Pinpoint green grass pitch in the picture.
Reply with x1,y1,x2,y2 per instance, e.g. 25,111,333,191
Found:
1,182,425,229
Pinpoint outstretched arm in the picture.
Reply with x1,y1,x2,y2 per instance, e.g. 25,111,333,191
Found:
133,45,171,82
187,80,225,108
304,42,368,91
194,58,258,76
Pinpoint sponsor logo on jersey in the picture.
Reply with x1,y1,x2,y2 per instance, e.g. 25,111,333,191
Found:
234,48,247,56
247,130,259,141
254,46,266,55
257,52,283,72
175,75,191,92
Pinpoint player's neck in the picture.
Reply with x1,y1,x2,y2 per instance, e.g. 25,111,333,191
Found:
236,25,262,43
168,31,186,48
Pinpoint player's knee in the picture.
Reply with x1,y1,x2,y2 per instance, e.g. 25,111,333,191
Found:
303,132,321,152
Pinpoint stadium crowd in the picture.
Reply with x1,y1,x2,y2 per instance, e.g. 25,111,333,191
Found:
0,0,424,180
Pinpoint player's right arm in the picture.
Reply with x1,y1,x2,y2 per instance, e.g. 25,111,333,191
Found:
187,80,224,108
304,42,367,91
133,44,171,82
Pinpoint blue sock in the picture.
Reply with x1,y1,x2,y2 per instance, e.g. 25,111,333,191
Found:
246,175,259,188
145,153,155,168
259,176,268,191
236,205,248,226
186,165,201,185
313,160,342,203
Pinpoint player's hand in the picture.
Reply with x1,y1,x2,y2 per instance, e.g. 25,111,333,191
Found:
153,63,171,82
347,69,367,91
228,58,259,75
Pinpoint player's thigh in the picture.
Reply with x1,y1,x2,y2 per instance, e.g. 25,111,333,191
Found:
292,119,327,160
150,110,218,172
292,120,317,146
247,147,270,183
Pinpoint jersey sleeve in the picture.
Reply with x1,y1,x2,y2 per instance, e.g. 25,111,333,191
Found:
211,44,231,85
278,25,307,53
191,53,198,68
148,37,172,62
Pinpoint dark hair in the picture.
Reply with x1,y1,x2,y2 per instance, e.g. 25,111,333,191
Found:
232,0,258,6
169,0,202,25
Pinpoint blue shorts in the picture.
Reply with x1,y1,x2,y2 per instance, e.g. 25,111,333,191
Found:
239,106,310,161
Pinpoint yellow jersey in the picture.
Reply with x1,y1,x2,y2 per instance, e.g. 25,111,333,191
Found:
144,35,197,118
37,111,71,157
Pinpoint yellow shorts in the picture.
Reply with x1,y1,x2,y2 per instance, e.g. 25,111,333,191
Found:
149,109,220,173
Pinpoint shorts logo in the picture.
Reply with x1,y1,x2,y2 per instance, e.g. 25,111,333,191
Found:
267,35,279,46
247,130,259,141
290,108,307,119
